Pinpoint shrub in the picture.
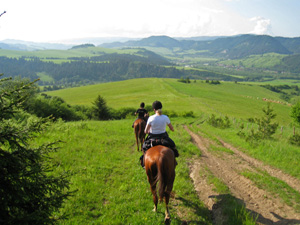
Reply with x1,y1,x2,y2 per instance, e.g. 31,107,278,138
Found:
26,94,86,121
178,77,191,83
238,103,278,143
181,111,195,118
110,107,136,120
164,110,179,118
289,133,300,146
207,114,231,129
291,101,300,126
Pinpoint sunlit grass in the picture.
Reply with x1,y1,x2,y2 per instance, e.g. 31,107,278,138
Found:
36,119,212,224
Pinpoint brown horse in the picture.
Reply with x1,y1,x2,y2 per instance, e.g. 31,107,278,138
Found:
133,118,146,151
144,145,176,224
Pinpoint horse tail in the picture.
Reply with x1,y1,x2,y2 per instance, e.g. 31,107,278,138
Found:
157,154,168,202
138,121,143,139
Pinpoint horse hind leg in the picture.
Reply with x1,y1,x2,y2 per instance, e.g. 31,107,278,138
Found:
135,128,139,151
164,177,174,223
150,183,158,212
164,192,171,223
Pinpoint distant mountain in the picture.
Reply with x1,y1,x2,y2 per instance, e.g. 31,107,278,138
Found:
275,37,300,54
0,39,72,50
0,42,25,51
209,34,291,58
100,34,297,59
273,54,300,73
101,35,181,49
2,35,299,58
0,37,140,51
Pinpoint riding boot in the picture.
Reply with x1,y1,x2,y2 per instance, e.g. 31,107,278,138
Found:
172,147,179,157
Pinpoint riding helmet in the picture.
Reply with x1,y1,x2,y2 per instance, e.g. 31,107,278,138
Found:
152,101,162,110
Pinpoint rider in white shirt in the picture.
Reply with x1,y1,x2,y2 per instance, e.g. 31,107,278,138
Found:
140,101,178,168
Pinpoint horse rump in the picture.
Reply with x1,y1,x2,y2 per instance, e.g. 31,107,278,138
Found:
156,150,175,201
145,145,176,220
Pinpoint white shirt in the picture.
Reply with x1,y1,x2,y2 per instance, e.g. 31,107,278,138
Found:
147,114,170,134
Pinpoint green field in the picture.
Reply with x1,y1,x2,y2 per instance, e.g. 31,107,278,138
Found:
36,78,300,224
39,119,211,224
219,53,286,68
0,47,149,61
45,78,293,125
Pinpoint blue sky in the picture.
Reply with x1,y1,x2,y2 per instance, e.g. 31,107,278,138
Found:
223,0,300,37
0,0,300,43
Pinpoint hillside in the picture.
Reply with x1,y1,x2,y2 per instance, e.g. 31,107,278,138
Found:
45,78,293,126
100,34,296,59
0,45,240,85
1,34,300,85
99,34,300,79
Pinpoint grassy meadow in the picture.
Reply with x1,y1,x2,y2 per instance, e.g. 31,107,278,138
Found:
0,47,151,62
38,119,211,224
38,78,300,224
45,78,293,125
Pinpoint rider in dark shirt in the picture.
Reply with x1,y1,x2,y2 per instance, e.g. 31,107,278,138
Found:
132,102,148,127
135,106,147,119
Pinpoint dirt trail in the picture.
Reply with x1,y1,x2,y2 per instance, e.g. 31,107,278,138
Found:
185,126,300,225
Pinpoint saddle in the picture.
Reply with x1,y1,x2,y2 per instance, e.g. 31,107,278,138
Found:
142,136,179,157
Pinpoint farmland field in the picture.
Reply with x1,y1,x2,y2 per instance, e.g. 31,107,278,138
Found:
39,78,300,224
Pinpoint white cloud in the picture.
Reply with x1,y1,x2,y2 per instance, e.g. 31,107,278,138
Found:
249,16,273,35
0,0,283,42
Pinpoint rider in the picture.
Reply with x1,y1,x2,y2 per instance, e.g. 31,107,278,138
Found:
132,102,148,128
140,100,179,168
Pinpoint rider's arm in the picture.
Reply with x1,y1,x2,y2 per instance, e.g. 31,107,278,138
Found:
168,123,174,132
145,123,151,134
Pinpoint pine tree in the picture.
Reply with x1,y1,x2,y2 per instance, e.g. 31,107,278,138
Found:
0,74,71,224
92,95,110,120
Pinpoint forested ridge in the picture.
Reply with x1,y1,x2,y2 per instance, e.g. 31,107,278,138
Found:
1,34,300,86
0,55,183,84
0,54,233,86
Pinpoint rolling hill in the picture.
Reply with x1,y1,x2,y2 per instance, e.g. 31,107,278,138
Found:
45,78,293,126
100,34,299,59
1,34,300,86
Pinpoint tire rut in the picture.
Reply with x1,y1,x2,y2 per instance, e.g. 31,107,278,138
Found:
185,126,300,225
218,139,300,193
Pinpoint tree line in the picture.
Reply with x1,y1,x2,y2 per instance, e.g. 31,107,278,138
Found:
0,55,237,87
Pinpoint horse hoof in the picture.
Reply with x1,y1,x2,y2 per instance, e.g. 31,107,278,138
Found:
164,217,171,224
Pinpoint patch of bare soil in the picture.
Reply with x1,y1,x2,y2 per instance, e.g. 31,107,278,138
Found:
185,126,300,225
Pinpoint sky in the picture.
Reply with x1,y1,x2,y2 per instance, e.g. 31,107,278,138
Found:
1,0,300,43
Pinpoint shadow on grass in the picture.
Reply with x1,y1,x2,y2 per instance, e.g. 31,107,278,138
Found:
210,194,300,225
174,196,212,225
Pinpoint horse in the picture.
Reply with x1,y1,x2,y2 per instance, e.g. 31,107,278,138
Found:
144,145,176,224
133,115,148,151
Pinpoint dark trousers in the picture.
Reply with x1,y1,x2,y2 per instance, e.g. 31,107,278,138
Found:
142,132,175,152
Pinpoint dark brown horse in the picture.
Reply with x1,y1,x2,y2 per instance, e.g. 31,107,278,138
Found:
133,117,147,151
144,145,176,224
